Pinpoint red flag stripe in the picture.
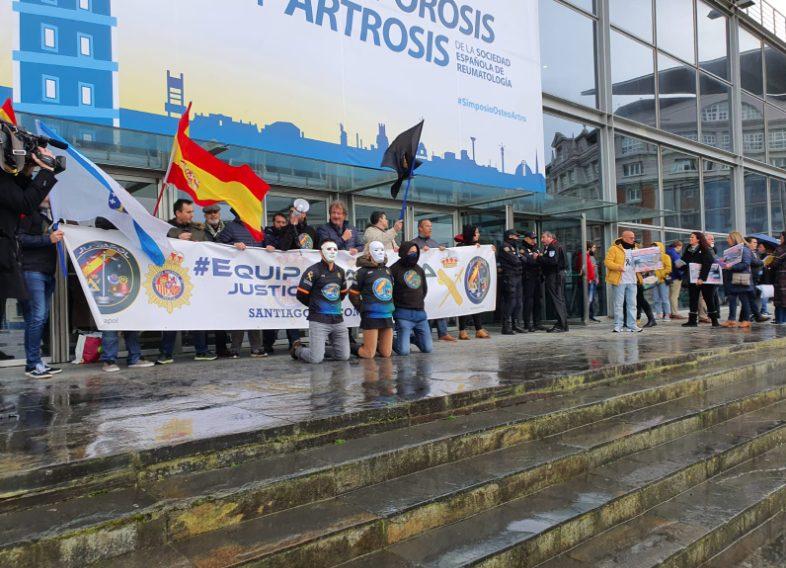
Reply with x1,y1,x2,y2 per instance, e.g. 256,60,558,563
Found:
1,98,17,125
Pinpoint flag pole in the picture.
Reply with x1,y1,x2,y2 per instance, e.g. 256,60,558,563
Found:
153,154,175,217
398,173,413,221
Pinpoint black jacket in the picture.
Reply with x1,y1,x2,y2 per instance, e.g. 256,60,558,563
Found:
279,221,318,251
498,239,523,277
520,240,541,279
17,208,57,275
349,255,395,320
391,241,428,311
538,241,567,275
0,169,58,298
682,245,715,282
296,260,348,324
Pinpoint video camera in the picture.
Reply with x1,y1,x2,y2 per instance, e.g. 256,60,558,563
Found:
0,119,68,175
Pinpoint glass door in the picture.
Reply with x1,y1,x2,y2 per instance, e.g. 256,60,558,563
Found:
414,209,455,246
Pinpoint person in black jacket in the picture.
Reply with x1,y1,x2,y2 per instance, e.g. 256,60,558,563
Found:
681,231,720,327
279,204,318,251
519,231,544,332
0,147,59,374
538,231,569,333
498,229,524,334
391,240,432,355
17,196,62,379
349,241,395,359
291,240,351,363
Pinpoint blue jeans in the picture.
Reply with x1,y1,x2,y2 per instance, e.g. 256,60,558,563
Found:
588,282,597,317
101,331,142,364
20,271,55,371
161,330,208,357
433,318,448,337
651,282,671,316
613,283,637,330
394,309,433,355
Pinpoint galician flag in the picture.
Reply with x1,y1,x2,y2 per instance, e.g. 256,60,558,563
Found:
39,122,174,266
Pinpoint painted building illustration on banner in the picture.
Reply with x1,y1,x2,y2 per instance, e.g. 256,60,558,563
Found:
0,0,546,191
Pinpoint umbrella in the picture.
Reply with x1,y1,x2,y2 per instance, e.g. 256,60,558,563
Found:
748,233,780,248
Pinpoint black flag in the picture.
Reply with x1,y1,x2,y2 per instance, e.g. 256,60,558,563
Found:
381,120,424,199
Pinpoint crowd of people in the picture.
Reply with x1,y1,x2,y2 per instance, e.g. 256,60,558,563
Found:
5,151,786,379
605,229,786,333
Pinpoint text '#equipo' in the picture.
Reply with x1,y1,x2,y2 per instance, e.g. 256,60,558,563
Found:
281,0,497,67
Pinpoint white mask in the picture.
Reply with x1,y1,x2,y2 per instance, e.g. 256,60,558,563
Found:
369,241,385,264
321,242,338,262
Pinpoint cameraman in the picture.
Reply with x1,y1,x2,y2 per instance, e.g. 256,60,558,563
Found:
1,146,58,313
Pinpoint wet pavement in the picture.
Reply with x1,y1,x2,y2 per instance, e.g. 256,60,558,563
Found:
1,319,785,477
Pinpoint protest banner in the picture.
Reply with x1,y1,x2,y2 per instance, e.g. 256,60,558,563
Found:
61,226,497,331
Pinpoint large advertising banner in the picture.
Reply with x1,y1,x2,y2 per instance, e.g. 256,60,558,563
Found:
61,226,497,331
1,0,545,192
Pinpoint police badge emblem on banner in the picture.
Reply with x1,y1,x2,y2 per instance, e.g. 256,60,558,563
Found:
61,226,497,331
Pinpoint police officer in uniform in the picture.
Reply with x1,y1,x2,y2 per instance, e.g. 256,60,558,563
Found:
520,231,545,332
538,231,569,333
498,229,524,334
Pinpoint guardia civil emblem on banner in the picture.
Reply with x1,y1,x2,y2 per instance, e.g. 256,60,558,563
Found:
465,257,491,304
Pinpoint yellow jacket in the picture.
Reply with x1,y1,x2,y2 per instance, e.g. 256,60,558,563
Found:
653,242,672,283
604,240,642,286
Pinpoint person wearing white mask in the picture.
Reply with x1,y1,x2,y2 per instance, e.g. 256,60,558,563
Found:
349,241,395,358
290,240,351,363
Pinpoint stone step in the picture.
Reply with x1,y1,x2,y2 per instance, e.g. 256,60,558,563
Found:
537,438,786,568
1,340,776,509
700,510,785,568
95,363,786,567
352,402,786,568
2,351,784,567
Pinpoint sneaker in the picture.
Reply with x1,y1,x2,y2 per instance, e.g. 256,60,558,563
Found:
628,326,644,333
250,349,268,358
438,334,458,342
613,327,622,333
156,356,174,365
128,360,155,369
102,362,120,373
25,368,52,379
228,351,240,359
42,366,63,375
194,352,218,361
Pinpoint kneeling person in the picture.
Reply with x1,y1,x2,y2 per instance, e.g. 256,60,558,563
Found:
349,241,395,359
392,241,432,355
291,241,350,363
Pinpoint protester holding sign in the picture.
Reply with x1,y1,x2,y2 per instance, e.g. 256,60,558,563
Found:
681,232,720,328
605,230,641,333
720,232,754,328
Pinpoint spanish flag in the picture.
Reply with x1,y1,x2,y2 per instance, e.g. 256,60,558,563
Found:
164,103,268,240
0,98,17,125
